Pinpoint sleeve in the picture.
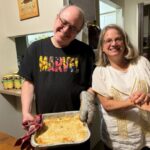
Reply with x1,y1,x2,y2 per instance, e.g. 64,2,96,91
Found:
73,44,95,97
18,43,36,82
86,46,95,86
79,44,95,87
139,56,150,85
92,67,110,97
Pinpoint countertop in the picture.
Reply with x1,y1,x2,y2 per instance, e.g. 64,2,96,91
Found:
0,89,21,97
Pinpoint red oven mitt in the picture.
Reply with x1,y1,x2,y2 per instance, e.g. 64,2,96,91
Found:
14,114,43,150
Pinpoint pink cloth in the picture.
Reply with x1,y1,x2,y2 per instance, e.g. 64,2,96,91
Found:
14,114,43,149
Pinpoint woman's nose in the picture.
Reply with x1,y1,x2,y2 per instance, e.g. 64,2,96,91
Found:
111,40,116,45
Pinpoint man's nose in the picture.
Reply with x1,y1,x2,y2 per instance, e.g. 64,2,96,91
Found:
62,25,70,32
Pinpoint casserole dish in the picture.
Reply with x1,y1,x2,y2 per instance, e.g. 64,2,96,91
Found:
31,111,90,148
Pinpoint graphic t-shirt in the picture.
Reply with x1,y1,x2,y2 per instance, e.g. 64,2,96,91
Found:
19,37,94,113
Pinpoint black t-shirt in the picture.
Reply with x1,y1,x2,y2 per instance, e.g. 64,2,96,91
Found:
19,37,95,114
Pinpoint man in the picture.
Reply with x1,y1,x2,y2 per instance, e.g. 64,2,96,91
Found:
19,5,96,150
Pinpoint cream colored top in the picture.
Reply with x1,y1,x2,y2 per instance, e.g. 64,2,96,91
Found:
92,56,150,150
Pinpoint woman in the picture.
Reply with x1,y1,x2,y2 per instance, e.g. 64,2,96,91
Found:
92,24,150,150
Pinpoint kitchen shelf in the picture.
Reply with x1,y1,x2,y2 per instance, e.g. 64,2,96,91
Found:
0,89,21,97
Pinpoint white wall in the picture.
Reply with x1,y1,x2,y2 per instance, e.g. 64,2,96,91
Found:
0,0,21,137
0,9,20,136
4,0,63,37
0,4,18,80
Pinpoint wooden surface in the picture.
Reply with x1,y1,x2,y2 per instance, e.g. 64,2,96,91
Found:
0,89,21,97
0,131,20,150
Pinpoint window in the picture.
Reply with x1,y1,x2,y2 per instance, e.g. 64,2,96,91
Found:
26,31,53,47
15,31,53,68
99,0,123,29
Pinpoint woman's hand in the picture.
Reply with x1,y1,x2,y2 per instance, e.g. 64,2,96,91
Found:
135,103,150,112
130,91,150,105
129,91,150,112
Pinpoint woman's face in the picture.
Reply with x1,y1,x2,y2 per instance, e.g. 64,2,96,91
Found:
102,28,125,59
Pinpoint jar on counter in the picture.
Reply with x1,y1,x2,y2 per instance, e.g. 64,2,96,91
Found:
2,76,8,89
2,75,14,89
13,75,22,89
7,75,14,89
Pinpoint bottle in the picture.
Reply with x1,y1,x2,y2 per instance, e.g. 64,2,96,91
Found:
6,75,14,89
2,75,8,89
13,75,22,89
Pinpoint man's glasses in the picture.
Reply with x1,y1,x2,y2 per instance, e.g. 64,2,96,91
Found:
103,37,123,45
58,15,80,34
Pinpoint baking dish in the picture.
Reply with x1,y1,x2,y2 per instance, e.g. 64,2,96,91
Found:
31,111,90,148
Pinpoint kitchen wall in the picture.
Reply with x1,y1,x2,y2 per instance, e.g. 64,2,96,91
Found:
4,0,63,37
0,0,21,137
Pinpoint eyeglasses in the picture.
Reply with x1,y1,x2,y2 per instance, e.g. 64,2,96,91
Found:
58,15,79,33
103,37,123,45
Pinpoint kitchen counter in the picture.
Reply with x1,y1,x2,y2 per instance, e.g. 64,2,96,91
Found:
0,89,21,97
0,131,20,150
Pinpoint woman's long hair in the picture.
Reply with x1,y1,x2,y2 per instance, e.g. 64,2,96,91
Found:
96,24,139,66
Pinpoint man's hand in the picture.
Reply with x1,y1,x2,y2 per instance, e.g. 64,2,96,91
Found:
79,91,97,124
22,112,34,130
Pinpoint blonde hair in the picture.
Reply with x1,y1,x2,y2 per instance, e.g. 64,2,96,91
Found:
96,24,139,66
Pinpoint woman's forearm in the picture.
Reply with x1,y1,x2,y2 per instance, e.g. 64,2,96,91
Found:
97,94,134,111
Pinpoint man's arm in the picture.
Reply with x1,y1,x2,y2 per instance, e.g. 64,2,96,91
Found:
21,80,34,123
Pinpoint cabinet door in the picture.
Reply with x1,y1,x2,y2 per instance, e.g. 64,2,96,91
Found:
138,3,144,54
138,3,150,61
